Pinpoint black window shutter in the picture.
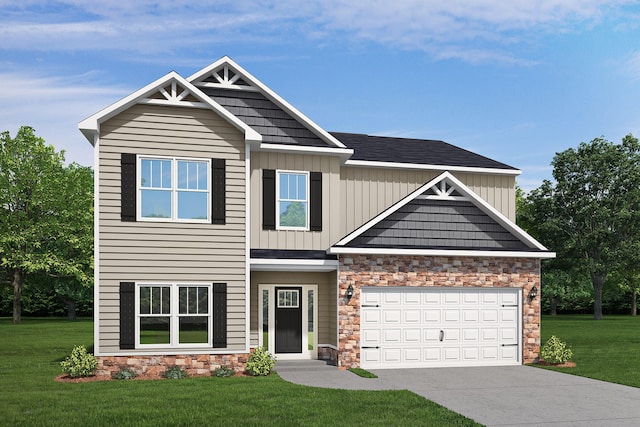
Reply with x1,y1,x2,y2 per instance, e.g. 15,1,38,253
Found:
213,283,227,348
310,171,322,231
211,159,226,224
121,153,137,222
119,282,135,350
262,169,276,230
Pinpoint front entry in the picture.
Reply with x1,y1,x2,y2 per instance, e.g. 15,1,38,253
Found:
275,287,302,353
259,284,317,359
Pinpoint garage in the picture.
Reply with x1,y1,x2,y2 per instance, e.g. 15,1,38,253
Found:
360,287,521,369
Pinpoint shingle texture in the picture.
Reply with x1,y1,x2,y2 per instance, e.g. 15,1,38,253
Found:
331,132,517,170
204,88,328,147
343,199,532,251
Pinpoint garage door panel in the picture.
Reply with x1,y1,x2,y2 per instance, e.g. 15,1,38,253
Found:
362,309,382,325
404,348,421,362
462,347,479,361
424,309,440,323
362,329,380,345
404,309,421,323
404,328,421,343
443,310,460,323
463,328,479,342
383,348,402,363
361,287,521,369
463,309,479,322
383,310,401,323
383,329,401,343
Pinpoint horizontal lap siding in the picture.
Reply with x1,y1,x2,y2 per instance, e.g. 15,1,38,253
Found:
249,271,337,347
340,167,516,236
98,104,246,354
250,152,341,250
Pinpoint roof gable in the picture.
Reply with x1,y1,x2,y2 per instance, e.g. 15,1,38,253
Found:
188,56,349,150
331,171,554,258
79,71,261,145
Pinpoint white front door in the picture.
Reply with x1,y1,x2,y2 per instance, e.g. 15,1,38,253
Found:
360,287,521,369
259,284,317,359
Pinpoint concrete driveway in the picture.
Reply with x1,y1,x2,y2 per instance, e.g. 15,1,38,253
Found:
276,361,640,426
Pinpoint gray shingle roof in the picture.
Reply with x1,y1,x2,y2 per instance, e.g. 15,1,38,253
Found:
331,132,517,171
342,199,533,251
204,88,328,147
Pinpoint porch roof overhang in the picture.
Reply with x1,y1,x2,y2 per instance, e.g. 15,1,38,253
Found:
250,249,339,272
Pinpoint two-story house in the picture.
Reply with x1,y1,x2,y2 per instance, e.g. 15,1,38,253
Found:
79,56,554,376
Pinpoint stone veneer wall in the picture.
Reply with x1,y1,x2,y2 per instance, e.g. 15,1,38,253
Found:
317,346,339,364
337,255,541,370
97,353,249,377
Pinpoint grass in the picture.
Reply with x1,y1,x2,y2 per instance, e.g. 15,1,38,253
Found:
540,315,640,387
0,318,480,427
348,368,378,378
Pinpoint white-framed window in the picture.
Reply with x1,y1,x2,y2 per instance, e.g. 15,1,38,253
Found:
136,283,212,347
138,156,210,222
276,170,309,230
277,289,300,308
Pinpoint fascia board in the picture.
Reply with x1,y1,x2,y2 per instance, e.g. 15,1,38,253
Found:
344,159,521,176
188,56,347,150
250,258,339,272
78,71,262,145
258,143,353,161
327,247,556,259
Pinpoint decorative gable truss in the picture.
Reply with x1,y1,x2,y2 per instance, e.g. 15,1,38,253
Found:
192,64,257,91
140,79,209,108
330,171,555,258
79,71,261,145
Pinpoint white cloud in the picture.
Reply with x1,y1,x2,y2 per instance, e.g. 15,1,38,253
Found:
626,50,640,81
0,0,633,63
0,70,129,166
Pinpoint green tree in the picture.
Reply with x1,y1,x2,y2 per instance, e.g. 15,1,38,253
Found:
0,127,93,323
280,202,307,228
523,135,640,320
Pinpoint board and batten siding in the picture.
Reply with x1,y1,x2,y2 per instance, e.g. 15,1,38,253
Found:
250,151,341,250
98,104,247,354
249,271,337,347
340,167,516,237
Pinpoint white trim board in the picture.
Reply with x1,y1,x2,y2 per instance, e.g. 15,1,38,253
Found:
328,247,556,259
250,258,339,272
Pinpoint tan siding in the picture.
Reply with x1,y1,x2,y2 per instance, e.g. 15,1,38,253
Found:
250,152,341,250
97,104,247,354
340,167,516,236
249,271,337,347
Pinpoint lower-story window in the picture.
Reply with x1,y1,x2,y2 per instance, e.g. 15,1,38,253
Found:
137,283,212,347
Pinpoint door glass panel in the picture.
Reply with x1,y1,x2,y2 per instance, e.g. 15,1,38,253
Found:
308,289,314,350
278,290,299,308
262,289,269,349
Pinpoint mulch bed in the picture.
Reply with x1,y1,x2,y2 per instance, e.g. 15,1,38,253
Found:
536,360,576,368
55,371,253,383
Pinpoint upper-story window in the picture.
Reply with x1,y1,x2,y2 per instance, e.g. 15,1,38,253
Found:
138,156,210,222
277,171,309,230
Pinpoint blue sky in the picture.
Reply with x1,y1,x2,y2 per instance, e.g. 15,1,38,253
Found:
1,1,639,192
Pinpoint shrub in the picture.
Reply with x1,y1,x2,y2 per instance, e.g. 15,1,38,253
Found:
541,335,573,364
246,347,276,376
60,345,97,378
113,368,138,380
163,366,188,379
214,366,235,377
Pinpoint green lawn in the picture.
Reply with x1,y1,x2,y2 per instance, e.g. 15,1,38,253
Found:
0,318,479,427
540,315,640,387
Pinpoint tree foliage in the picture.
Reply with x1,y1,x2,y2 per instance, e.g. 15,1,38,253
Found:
519,135,640,319
0,126,93,323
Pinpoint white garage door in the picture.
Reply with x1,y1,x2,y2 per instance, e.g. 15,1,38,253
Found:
360,287,521,369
